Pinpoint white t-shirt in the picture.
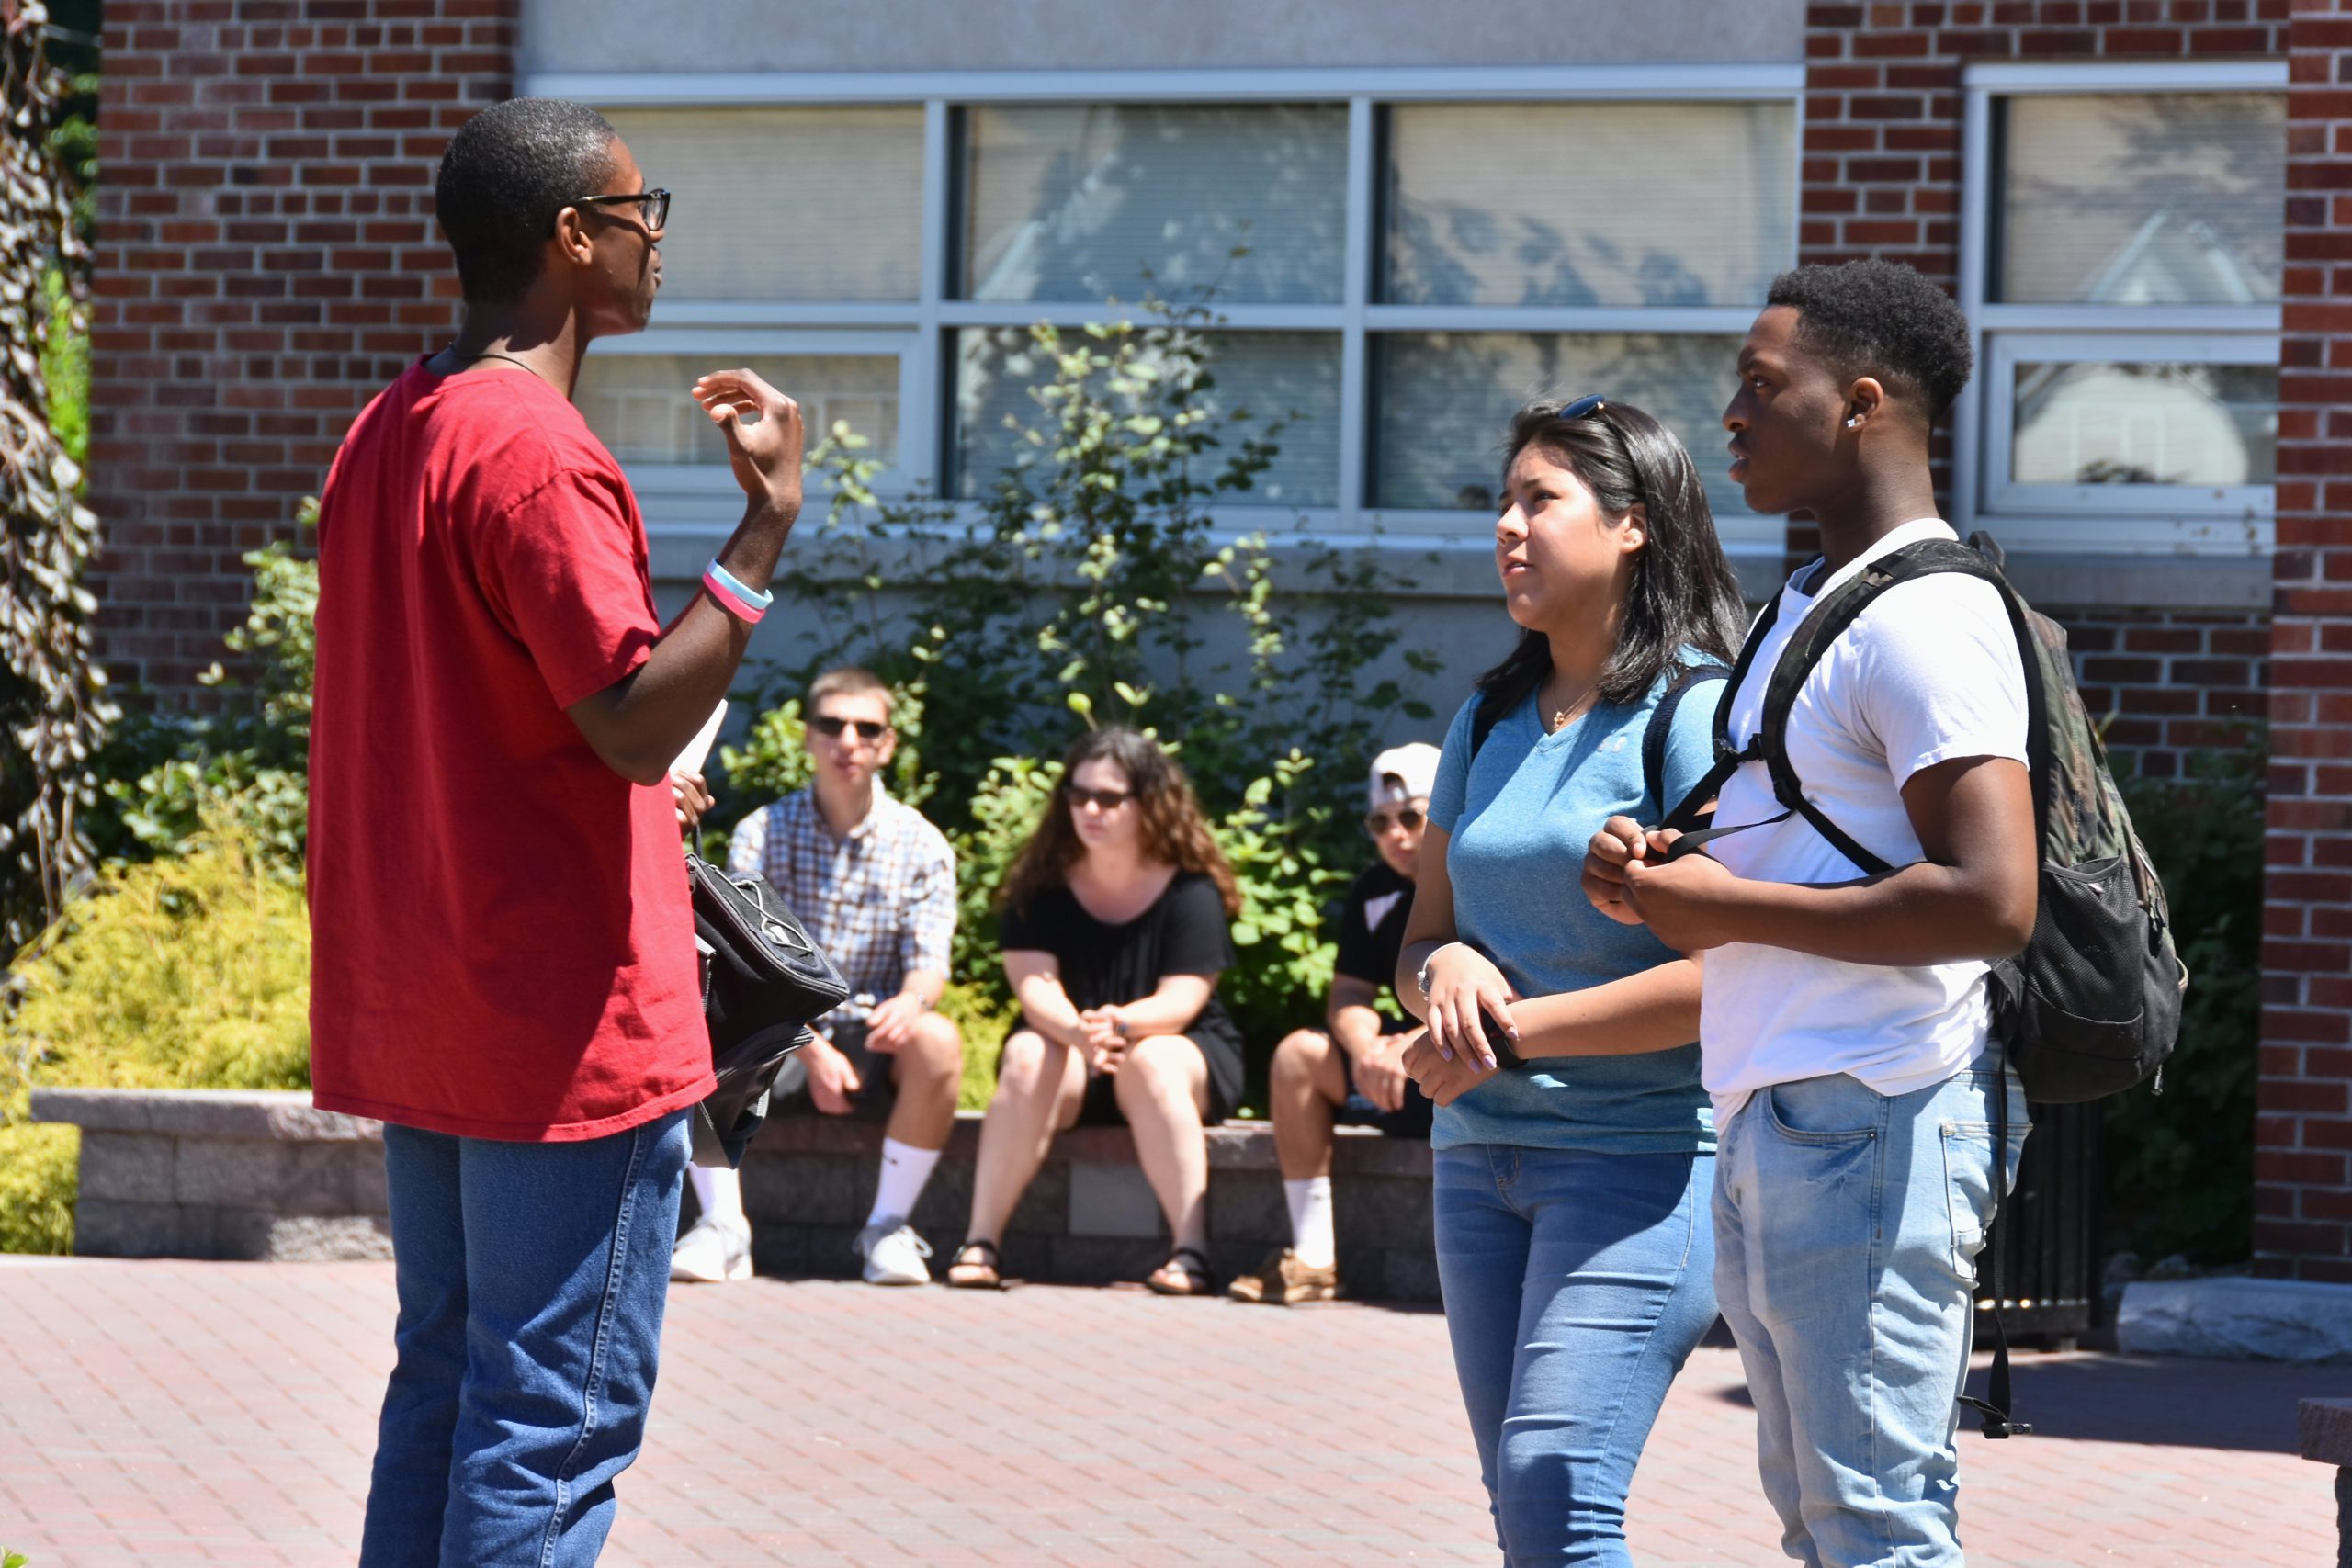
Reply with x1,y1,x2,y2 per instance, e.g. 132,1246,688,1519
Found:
1699,518,2030,1122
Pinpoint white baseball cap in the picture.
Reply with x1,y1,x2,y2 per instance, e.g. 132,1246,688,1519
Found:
1367,743,1442,810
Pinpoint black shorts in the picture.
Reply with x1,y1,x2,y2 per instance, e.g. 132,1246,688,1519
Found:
1010,1024,1247,1128
767,1021,896,1122
1337,1015,1433,1139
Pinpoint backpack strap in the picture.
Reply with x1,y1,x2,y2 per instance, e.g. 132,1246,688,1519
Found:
1468,689,1503,764
1659,593,1784,857
1642,660,1728,827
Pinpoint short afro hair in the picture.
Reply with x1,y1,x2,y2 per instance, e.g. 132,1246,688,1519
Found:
1765,259,1973,423
435,97,619,305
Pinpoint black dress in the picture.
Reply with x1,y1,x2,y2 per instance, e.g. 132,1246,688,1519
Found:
998,870,1249,1124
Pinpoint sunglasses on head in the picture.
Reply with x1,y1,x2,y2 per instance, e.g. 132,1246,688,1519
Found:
1364,806,1428,835
810,715,888,742
1067,784,1135,812
1551,392,1608,423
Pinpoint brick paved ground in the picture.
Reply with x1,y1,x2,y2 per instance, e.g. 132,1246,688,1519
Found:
1,1257,2344,1566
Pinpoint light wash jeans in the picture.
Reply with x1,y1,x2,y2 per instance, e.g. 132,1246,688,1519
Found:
1713,1059,2028,1568
1433,1145,1719,1566
359,1111,691,1568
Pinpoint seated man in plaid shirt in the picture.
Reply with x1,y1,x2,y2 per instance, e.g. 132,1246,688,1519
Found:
673,666,964,1287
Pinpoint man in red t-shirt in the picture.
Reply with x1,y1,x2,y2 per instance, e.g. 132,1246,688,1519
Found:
309,97,806,1567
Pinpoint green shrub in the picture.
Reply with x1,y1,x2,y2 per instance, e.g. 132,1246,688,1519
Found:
2102,741,2262,1265
1,818,311,1251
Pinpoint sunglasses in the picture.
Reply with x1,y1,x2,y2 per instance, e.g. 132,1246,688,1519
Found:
1364,807,1428,835
1067,784,1135,813
565,188,670,233
1551,392,1609,422
810,715,888,742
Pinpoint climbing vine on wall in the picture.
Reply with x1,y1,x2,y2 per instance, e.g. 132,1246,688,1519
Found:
0,0,113,953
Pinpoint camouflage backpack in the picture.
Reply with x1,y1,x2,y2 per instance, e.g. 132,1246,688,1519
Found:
1665,531,2187,1105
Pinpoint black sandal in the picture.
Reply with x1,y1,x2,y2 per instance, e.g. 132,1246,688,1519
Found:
1145,1246,1214,1297
946,1239,1005,1290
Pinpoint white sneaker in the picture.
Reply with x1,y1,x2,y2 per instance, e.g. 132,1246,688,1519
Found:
671,1217,752,1283
854,1218,933,1286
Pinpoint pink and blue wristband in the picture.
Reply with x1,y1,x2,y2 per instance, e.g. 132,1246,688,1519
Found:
701,559,772,626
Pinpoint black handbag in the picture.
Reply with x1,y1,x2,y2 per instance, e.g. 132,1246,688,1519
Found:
684,849,851,1168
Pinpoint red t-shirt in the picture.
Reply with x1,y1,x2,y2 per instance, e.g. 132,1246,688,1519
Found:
307,359,713,1141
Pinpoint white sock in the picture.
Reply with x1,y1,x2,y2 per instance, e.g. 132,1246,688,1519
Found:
865,1138,943,1229
688,1164,747,1233
1285,1176,1336,1269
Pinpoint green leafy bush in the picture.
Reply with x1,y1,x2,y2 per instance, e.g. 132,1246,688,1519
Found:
90,510,318,869
2,817,311,1250
2102,742,2262,1264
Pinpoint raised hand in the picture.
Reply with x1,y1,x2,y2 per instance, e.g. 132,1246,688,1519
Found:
690,367,806,515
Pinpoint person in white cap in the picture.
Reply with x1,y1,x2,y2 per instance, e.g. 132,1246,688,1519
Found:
1228,741,1442,1305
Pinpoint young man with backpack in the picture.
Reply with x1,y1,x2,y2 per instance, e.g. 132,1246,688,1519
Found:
1582,259,2041,1565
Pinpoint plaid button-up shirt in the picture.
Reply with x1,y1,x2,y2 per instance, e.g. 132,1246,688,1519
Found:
728,787,957,1028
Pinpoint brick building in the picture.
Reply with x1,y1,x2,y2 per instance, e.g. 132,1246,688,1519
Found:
83,0,2350,1282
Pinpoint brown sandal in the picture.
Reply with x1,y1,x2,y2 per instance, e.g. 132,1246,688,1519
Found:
946,1239,1005,1290
1145,1246,1214,1297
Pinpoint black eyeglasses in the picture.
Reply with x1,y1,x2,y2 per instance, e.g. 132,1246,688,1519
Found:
1364,806,1428,836
565,188,670,233
1067,784,1135,812
810,715,888,742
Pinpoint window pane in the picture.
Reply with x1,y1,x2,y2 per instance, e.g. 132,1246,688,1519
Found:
576,354,899,468
959,105,1348,304
2010,362,2276,486
1381,103,1796,307
1372,333,1747,512
951,328,1340,506
1996,94,2284,306
600,107,924,301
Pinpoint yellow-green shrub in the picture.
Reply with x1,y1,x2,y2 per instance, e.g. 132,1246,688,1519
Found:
1,818,311,1251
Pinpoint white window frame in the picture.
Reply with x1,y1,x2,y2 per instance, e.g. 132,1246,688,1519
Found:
525,65,1805,563
1954,60,2287,556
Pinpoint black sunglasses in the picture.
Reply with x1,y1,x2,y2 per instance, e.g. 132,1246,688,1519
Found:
810,715,888,742
1552,393,1608,422
1364,806,1427,835
565,188,670,233
1067,784,1135,812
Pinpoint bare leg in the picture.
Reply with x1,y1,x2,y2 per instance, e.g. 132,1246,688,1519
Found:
885,1011,964,1152
1269,1028,1351,1182
963,1030,1086,1247
1114,1034,1213,1253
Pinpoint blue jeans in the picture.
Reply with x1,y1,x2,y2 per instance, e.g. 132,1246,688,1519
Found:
1433,1145,1719,1565
360,1111,691,1568
1713,1061,2028,1568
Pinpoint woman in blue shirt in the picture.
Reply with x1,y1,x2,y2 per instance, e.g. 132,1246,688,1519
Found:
1396,397,1747,1565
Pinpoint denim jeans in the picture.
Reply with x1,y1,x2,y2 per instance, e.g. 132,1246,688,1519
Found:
1713,1060,2028,1568
359,1111,691,1568
1433,1145,1719,1566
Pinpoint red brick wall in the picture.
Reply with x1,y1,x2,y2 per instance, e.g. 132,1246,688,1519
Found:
2059,607,2269,779
1793,0,2294,558
2257,0,2352,1283
87,0,517,695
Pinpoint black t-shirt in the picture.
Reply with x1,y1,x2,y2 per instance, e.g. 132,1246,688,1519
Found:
1332,860,1414,1023
999,870,1236,1014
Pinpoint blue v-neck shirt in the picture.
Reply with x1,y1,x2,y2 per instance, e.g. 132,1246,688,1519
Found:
1426,665,1718,1155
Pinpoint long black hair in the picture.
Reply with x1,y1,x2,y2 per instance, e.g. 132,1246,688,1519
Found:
1474,399,1747,720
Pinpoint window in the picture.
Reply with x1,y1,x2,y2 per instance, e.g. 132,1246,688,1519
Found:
1960,66,2286,551
567,71,1803,554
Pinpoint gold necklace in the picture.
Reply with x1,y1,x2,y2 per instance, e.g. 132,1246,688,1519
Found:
1545,674,1598,733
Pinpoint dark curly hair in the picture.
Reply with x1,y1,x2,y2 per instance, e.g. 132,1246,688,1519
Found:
1474,399,1748,719
999,728,1242,919
1766,259,1973,422
435,97,619,305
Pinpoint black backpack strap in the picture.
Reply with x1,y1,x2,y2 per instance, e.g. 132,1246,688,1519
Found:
1663,592,1789,857
1641,660,1728,823
1468,690,1502,763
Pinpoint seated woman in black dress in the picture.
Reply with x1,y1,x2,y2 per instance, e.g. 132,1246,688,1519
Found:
946,727,1246,1295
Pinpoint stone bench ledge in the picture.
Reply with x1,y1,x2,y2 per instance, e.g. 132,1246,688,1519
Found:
2118,1276,2352,1364
761,1108,1433,1176
2303,1398,2352,1466
30,1088,383,1143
